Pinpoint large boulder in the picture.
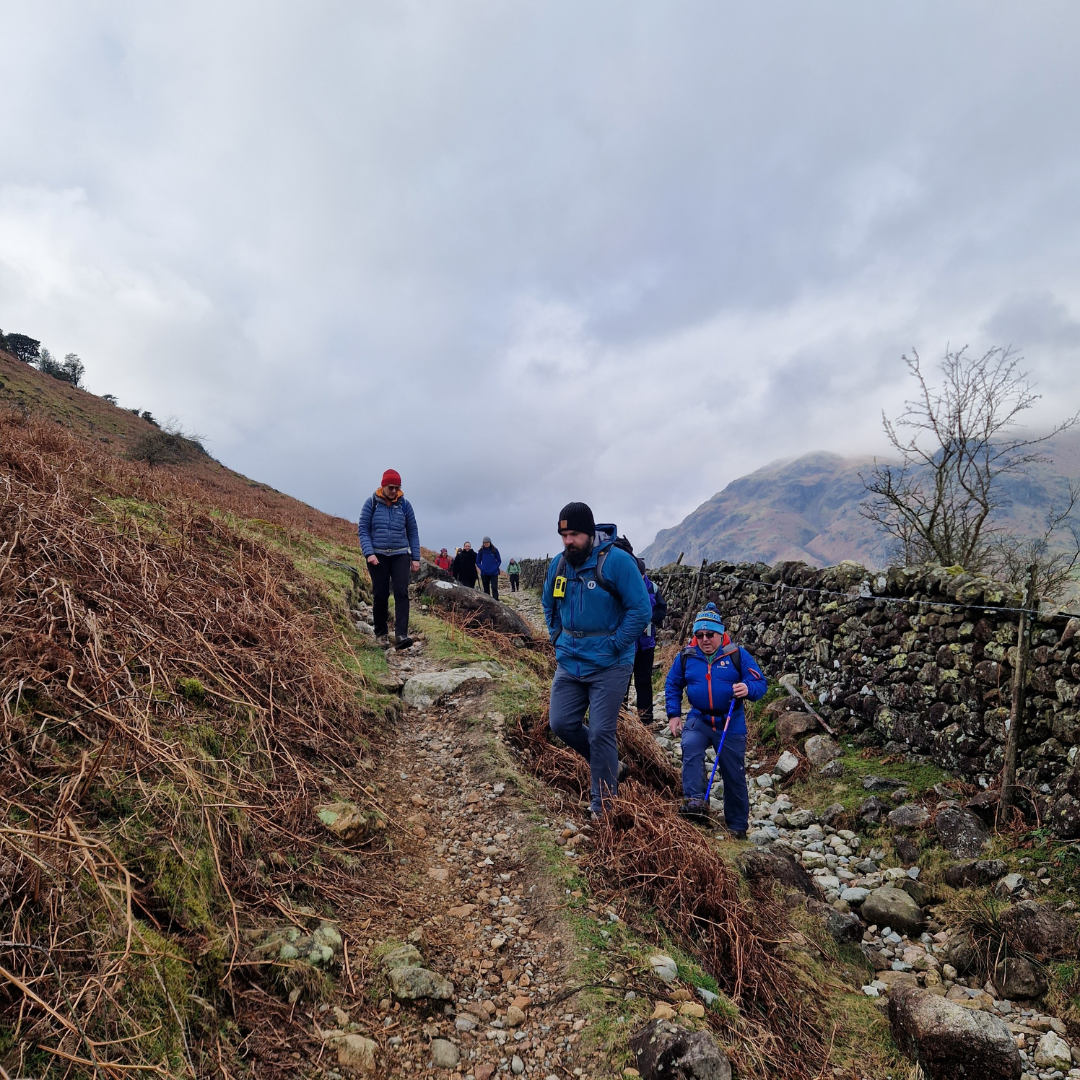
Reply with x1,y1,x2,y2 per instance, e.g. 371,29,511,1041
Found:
402,666,493,709
629,1019,732,1080
934,803,991,857
739,849,816,897
417,578,533,636
993,956,1048,1000
860,887,926,937
998,900,1079,959
888,984,1021,1080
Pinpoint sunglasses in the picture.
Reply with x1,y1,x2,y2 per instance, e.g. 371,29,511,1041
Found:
697,630,720,640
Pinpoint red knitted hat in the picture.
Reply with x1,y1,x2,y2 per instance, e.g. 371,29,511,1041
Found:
381,469,401,487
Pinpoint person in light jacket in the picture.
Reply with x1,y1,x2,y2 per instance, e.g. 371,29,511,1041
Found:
358,469,420,648
507,559,521,592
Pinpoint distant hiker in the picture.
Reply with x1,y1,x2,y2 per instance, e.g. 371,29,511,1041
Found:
357,469,420,649
452,541,478,588
507,558,521,592
477,536,502,600
541,502,651,819
435,548,452,572
665,603,767,838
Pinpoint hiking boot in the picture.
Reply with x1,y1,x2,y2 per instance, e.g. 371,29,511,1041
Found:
617,759,629,783
375,634,390,647
677,799,709,823
394,635,414,650
729,829,748,841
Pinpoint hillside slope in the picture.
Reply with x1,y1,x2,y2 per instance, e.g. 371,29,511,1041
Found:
643,433,1080,569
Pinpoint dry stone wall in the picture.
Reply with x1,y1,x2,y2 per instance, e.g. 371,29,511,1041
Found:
650,558,1080,800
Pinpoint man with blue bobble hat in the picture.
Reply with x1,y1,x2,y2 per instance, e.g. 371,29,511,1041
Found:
665,603,767,837
542,501,652,819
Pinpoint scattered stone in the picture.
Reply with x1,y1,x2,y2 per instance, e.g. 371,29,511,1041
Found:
819,759,845,779
430,1039,460,1069
739,849,815,897
775,750,800,776
994,873,1036,900
863,776,906,792
1033,1030,1072,1071
807,898,862,942
379,943,423,970
506,1005,526,1027
946,934,978,975
999,901,1079,958
821,802,846,826
859,796,890,823
889,804,930,829
964,789,1001,827
402,667,493,709
804,735,841,767
901,879,936,907
934,803,992,858
861,887,926,937
650,1001,677,1020
894,835,920,865
314,802,381,843
248,921,343,969
888,984,1022,1080
943,860,1008,888
649,954,679,983
678,1001,706,1018
325,1034,378,1075
511,1054,525,1075
629,1018,732,1080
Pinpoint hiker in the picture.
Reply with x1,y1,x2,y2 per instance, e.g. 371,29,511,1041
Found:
357,469,420,649
665,603,767,838
452,542,478,588
434,548,452,572
541,502,651,818
507,558,521,592
477,536,502,600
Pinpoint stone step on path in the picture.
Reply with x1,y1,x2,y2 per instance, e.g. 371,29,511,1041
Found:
313,632,607,1080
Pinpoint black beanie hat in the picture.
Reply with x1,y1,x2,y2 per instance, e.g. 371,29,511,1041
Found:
558,501,595,535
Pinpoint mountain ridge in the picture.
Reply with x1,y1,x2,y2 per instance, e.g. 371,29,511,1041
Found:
642,434,1080,570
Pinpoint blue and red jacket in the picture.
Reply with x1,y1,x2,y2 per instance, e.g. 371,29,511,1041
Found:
664,640,767,736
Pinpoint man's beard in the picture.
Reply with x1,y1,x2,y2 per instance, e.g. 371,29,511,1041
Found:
564,539,593,567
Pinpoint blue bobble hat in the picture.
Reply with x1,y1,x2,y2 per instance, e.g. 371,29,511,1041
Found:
692,603,725,635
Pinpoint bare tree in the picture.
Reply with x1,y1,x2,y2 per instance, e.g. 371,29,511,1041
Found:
861,346,1078,572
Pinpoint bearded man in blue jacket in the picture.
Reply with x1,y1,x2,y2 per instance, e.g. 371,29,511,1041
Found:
665,604,767,837
542,502,652,819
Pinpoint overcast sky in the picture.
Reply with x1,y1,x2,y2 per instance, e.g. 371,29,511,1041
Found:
2,2,1080,558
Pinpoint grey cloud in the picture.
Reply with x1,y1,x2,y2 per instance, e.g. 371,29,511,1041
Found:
2,2,1080,558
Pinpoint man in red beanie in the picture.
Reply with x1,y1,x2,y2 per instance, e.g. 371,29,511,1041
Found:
358,469,420,648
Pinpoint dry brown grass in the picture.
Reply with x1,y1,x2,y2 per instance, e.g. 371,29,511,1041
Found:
0,409,381,1077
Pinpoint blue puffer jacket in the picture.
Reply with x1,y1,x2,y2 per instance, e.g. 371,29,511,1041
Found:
541,533,651,677
476,544,502,576
664,643,767,735
358,491,420,560
638,574,668,651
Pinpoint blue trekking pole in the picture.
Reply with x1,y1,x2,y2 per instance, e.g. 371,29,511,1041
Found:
703,697,735,807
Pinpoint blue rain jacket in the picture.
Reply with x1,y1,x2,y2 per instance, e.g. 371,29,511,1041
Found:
358,491,420,560
541,534,651,677
664,643,768,736
476,544,502,576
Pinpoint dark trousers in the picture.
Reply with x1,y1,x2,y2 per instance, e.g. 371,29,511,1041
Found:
481,573,499,601
681,717,749,831
509,575,520,592
368,553,411,639
549,663,632,814
632,646,655,720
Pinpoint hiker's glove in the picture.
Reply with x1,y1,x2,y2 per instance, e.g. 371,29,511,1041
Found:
668,716,682,737
732,682,749,699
